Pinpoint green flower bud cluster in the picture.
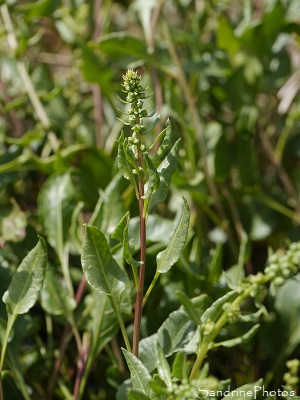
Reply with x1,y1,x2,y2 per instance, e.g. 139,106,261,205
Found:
264,242,300,289
202,319,215,336
121,69,149,135
283,359,300,392
168,377,219,400
222,302,240,322
235,242,300,298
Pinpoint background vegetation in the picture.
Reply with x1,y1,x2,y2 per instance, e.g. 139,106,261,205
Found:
1,0,300,399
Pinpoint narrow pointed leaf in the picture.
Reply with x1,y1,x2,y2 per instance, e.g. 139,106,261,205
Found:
112,212,129,243
171,351,188,380
81,225,129,303
117,132,136,184
38,173,76,257
122,349,154,397
155,343,172,389
153,119,172,164
213,324,260,348
146,116,160,133
142,153,159,199
3,237,47,316
112,213,142,267
176,291,203,325
157,198,190,273
148,139,181,213
201,291,237,324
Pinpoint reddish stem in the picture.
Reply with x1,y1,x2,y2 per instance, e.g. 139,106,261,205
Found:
132,153,146,356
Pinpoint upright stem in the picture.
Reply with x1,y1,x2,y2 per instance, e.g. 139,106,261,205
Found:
132,152,146,356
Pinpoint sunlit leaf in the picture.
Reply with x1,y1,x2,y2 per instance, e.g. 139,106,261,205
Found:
157,198,190,273
3,237,47,316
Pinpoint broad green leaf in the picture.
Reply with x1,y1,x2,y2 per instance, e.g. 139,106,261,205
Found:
148,377,169,395
139,305,198,372
221,379,263,400
21,0,60,20
79,43,113,95
81,225,129,304
217,16,241,56
155,343,172,389
138,334,158,373
213,324,260,348
142,153,159,199
122,349,154,397
275,274,300,357
147,139,181,213
40,268,76,316
38,172,76,257
157,198,190,273
93,32,148,60
201,291,237,324
158,308,195,355
3,237,47,316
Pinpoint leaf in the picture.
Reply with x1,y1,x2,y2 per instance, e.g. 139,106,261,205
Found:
201,291,237,324
157,198,190,273
93,32,149,60
112,212,129,243
3,237,47,316
153,119,172,165
147,139,181,213
158,309,195,357
128,390,151,400
213,324,260,348
275,274,300,355
171,351,188,380
222,232,247,289
176,291,203,325
142,153,159,199
139,308,196,373
117,133,137,185
38,172,76,258
112,213,142,268
79,43,113,95
40,268,77,316
155,343,172,389
122,349,154,398
90,174,128,234
81,225,129,304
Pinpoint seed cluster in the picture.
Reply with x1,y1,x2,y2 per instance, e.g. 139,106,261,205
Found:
122,69,148,135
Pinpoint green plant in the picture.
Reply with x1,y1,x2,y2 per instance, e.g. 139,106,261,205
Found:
1,1,300,399
81,69,190,359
